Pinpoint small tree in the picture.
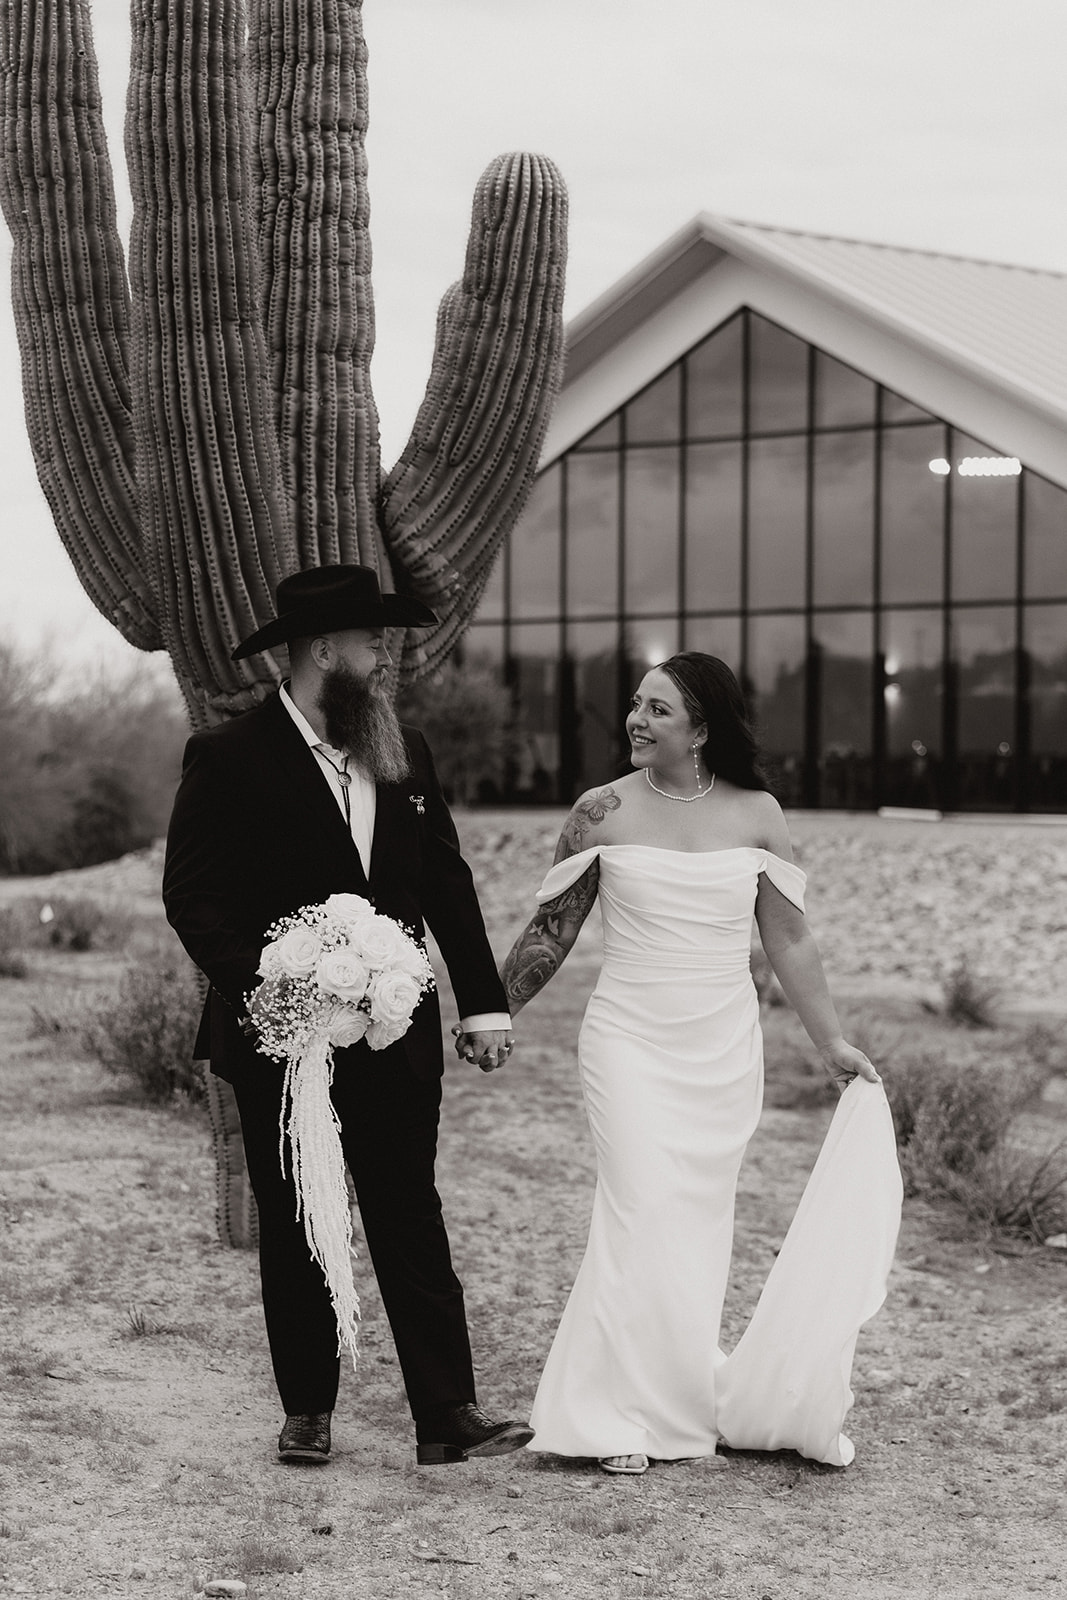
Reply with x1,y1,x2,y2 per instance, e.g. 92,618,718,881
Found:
399,661,512,807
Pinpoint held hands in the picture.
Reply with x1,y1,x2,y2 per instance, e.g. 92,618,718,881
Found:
820,1038,881,1093
451,1025,515,1073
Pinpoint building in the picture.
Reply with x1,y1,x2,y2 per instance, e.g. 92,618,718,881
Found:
462,216,1067,811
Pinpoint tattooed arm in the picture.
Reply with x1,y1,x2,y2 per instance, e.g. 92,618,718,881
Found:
500,786,619,1014
501,861,600,1014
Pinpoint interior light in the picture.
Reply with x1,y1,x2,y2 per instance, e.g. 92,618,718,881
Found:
928,458,951,475
883,655,900,678
957,456,1021,477
884,682,901,704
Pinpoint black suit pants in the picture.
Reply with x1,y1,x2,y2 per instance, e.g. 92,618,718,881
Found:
230,1044,477,1420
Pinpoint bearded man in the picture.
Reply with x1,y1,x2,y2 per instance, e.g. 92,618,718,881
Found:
163,565,528,1467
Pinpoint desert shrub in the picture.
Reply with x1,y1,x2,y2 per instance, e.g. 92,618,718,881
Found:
85,955,205,1106
397,659,512,805
42,896,130,952
885,1047,1066,1242
940,954,1000,1028
0,907,29,979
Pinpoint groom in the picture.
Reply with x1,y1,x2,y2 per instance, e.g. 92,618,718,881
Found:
163,564,528,1466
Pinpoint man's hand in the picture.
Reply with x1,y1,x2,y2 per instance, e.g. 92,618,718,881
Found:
451,1025,515,1073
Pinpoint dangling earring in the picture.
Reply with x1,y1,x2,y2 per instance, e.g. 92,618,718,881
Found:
691,743,704,792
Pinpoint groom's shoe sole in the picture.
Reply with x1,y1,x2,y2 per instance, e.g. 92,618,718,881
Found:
416,1421,534,1465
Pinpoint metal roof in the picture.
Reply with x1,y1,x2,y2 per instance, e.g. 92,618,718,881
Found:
565,214,1067,430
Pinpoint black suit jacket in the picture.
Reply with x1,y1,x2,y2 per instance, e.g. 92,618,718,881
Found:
162,692,506,1082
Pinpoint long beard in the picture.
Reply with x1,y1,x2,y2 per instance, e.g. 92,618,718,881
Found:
318,663,411,784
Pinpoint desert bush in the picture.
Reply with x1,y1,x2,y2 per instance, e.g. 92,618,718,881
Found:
42,897,131,952
885,1046,1066,1242
397,659,512,805
85,955,205,1106
0,907,29,979
940,954,1000,1028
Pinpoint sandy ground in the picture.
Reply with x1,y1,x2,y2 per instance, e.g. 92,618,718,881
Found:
0,811,1065,1599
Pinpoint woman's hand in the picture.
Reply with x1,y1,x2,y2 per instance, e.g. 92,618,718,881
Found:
819,1038,881,1092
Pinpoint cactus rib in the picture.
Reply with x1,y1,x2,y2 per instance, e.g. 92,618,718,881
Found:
0,0,158,648
126,0,293,719
380,151,568,683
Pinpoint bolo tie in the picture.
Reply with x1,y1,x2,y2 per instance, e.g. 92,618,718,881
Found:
317,747,352,829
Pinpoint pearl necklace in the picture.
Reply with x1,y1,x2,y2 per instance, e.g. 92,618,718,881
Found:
645,767,715,803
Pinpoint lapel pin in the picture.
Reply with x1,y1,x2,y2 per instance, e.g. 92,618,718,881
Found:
410,794,425,816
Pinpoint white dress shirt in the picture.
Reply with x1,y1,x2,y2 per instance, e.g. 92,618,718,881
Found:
278,684,510,1038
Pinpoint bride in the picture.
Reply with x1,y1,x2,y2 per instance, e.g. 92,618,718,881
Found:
496,653,901,1476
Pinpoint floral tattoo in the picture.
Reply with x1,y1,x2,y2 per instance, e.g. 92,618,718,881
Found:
554,787,621,862
501,863,600,1009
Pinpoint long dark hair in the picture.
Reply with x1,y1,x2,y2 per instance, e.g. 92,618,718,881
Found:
657,653,769,791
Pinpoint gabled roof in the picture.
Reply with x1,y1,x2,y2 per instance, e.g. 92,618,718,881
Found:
547,215,1067,484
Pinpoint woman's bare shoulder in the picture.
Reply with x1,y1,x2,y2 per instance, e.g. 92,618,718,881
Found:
554,776,637,861
747,790,792,858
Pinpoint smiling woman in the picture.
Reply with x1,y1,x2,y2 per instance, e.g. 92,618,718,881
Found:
497,648,898,1475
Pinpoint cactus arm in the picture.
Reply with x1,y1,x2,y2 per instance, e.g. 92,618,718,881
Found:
126,0,295,723
379,152,567,683
0,0,159,650
251,0,382,572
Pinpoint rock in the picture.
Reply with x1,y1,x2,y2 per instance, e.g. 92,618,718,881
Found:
204,1583,247,1598
506,1485,523,1498
1044,1233,1067,1250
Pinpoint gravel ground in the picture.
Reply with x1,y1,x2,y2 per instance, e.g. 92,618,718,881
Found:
3,809,1064,1010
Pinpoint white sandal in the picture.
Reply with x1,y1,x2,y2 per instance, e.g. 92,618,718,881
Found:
598,1453,649,1475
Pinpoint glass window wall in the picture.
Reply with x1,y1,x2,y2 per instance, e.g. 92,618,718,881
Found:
624,448,680,614
882,609,943,807
950,432,1019,602
814,351,876,429
481,305,1067,811
811,430,875,606
880,424,947,604
748,317,808,434
685,441,742,611
510,464,561,619
747,434,807,609
686,314,743,439
563,620,620,793
812,611,874,807
566,453,620,617
509,622,561,802
625,366,682,445
1025,604,1067,809
952,606,1016,809
746,614,806,805
1024,471,1067,599
682,615,743,673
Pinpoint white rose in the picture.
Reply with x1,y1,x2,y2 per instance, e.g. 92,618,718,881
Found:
367,968,422,1028
257,938,285,978
392,936,432,982
356,916,409,969
316,947,371,1004
366,1016,412,1052
327,1005,371,1049
323,893,377,930
275,925,323,978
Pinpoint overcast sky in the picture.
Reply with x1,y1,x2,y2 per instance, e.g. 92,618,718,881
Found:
3,0,1067,672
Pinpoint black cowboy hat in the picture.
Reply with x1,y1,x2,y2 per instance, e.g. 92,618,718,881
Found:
231,565,438,660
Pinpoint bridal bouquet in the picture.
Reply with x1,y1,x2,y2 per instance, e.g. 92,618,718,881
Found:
246,893,435,1363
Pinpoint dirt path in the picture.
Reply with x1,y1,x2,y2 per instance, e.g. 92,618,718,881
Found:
1,814,1065,1598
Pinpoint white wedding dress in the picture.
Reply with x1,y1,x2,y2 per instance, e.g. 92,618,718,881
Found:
527,845,902,1467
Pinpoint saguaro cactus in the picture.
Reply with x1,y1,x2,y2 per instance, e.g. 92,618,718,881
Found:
0,0,567,1242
